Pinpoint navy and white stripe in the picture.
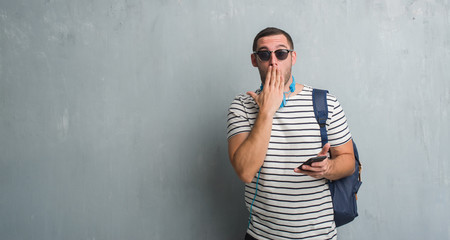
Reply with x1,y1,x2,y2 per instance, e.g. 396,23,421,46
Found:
227,86,352,240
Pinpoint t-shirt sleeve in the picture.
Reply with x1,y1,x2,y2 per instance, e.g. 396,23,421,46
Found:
326,94,352,147
227,96,252,139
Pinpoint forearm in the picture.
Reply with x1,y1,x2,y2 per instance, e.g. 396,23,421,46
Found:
324,153,355,181
230,112,273,183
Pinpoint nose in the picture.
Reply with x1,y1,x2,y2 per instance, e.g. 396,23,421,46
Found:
269,52,278,66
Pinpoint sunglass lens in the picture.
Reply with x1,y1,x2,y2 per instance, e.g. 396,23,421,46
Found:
275,50,289,60
257,51,271,61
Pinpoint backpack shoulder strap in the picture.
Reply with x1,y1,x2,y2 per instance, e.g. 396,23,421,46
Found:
312,88,329,147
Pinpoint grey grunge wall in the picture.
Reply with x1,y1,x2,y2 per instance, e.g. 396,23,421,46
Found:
1,0,449,239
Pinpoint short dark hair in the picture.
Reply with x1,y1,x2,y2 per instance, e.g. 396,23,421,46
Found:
252,27,294,51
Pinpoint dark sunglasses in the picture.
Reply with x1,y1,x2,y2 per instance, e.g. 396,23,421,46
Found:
253,49,293,61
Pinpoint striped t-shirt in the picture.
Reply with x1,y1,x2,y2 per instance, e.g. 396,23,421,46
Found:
227,86,352,240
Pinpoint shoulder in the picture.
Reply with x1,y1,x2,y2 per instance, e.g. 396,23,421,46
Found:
232,93,254,104
302,85,314,94
228,91,259,111
233,89,261,103
306,85,339,103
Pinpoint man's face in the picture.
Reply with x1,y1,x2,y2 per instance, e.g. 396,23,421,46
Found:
251,34,296,86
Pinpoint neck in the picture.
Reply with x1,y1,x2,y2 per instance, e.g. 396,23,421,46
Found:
284,76,296,93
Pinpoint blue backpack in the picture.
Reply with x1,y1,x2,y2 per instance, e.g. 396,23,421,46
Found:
312,89,362,227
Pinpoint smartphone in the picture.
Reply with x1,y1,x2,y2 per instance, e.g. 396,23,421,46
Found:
298,156,327,170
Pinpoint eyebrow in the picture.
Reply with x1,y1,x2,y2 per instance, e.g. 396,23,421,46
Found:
257,44,289,51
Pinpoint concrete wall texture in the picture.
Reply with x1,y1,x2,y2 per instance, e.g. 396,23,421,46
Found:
1,0,449,239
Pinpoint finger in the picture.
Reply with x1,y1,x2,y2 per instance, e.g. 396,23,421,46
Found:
299,165,316,172
303,165,325,174
270,65,277,87
265,66,273,87
311,158,327,168
277,68,283,90
309,173,323,179
295,167,323,179
318,143,331,156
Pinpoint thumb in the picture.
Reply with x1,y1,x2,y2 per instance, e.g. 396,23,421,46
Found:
246,91,258,101
318,143,331,156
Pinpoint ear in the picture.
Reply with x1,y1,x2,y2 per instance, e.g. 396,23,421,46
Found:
291,51,297,65
251,53,258,67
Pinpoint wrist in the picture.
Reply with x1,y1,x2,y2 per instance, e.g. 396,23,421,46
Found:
323,159,335,180
257,110,275,121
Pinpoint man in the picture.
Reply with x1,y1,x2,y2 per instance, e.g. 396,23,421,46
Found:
227,27,355,239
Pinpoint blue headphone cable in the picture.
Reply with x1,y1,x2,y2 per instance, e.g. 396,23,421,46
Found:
247,167,262,229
